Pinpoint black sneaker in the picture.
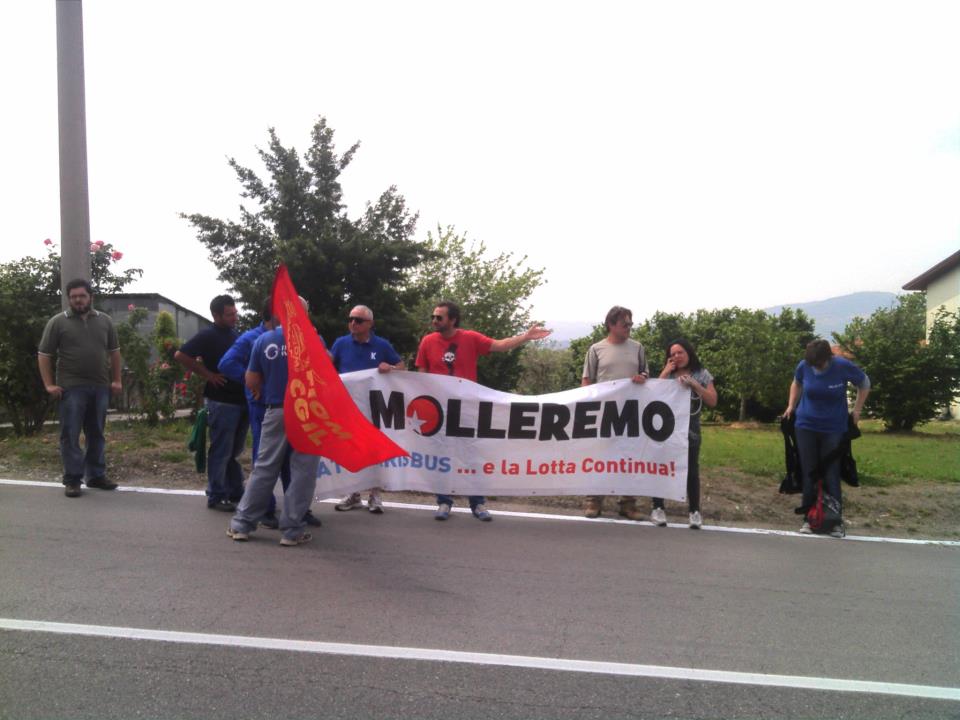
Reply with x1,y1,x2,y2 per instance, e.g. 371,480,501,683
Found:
259,512,279,529
64,483,82,498
86,477,118,491
303,510,323,527
208,499,236,512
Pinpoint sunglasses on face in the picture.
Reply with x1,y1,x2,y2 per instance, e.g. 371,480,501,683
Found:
348,317,369,324
431,315,446,321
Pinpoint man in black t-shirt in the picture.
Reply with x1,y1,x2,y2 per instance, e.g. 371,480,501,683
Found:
174,295,249,511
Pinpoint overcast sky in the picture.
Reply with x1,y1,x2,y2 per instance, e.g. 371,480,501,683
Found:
2,1,958,325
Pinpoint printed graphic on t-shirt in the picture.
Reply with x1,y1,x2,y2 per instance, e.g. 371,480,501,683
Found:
442,343,458,374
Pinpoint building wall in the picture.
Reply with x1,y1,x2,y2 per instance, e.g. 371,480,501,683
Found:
97,294,212,361
923,267,960,418
924,267,959,329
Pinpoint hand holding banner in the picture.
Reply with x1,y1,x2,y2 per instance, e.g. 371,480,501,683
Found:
271,264,408,471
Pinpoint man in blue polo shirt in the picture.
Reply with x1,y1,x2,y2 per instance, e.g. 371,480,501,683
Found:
227,297,321,546
330,304,405,514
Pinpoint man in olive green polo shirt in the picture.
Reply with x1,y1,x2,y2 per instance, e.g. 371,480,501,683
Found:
38,279,123,497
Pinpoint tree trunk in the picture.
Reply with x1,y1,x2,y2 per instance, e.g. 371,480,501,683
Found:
739,395,748,422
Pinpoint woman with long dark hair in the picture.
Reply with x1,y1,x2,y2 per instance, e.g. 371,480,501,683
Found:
651,338,717,529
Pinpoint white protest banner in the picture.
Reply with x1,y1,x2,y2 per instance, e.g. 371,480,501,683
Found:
314,371,690,501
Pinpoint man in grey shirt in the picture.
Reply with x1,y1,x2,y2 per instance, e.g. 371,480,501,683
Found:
38,278,122,497
581,305,649,519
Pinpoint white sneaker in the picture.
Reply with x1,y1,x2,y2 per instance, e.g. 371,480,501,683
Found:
651,507,667,527
472,503,493,521
368,491,384,514
829,523,845,538
800,521,812,534
335,493,363,511
688,511,702,529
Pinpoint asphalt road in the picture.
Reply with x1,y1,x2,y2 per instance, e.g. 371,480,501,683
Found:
1,481,958,719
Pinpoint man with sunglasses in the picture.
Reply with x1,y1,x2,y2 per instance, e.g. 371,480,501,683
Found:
581,305,649,520
331,305,405,514
416,301,552,521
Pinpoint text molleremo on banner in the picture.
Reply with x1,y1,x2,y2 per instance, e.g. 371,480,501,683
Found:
314,370,691,501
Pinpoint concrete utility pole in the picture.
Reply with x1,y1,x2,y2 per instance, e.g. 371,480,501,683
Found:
56,0,91,308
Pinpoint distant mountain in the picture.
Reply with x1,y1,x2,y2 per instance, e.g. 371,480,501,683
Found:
543,291,898,348
764,291,897,338
541,320,598,348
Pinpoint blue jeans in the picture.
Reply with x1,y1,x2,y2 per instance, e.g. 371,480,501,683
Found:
206,399,248,504
249,400,291,513
59,385,110,484
795,427,844,511
436,494,485,509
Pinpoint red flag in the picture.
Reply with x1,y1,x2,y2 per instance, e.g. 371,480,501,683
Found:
270,265,408,471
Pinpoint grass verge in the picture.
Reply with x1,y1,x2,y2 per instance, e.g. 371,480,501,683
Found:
1,417,957,539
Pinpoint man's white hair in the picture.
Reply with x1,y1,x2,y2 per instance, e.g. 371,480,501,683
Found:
352,304,373,321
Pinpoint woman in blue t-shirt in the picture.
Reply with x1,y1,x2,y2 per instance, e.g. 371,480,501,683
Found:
783,339,870,536
652,339,717,529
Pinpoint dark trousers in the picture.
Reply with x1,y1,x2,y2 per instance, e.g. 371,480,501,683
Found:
795,427,844,511
653,430,702,513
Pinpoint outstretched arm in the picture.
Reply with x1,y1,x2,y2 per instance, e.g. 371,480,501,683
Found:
490,324,552,353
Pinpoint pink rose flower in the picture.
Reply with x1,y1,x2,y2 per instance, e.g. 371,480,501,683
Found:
94,240,105,247
44,238,53,246
128,304,136,311
89,244,98,252
111,251,123,261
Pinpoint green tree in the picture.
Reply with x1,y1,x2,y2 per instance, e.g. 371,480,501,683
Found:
714,309,783,421
0,241,141,434
834,293,960,431
117,308,183,426
691,307,813,421
181,116,431,351
515,343,574,395
406,226,546,391
0,256,60,434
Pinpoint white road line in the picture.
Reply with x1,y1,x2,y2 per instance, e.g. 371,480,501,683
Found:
1,618,957,701
2,478,958,547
